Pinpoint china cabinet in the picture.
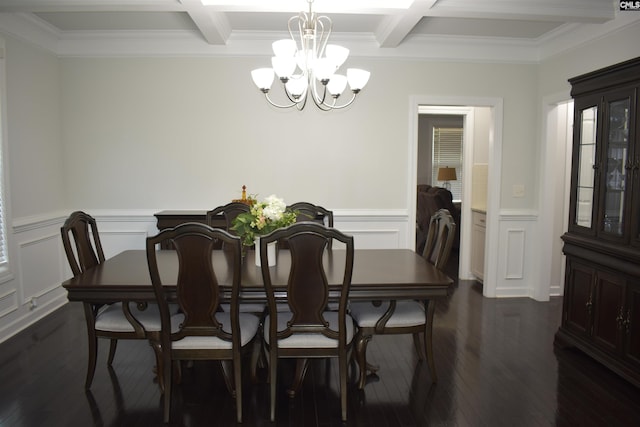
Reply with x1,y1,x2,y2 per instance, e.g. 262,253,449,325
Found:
557,57,640,387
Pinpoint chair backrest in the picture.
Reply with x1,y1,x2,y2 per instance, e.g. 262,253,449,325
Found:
287,202,334,227
284,202,334,249
146,222,243,343
206,202,251,231
422,209,456,271
259,222,354,342
61,211,105,277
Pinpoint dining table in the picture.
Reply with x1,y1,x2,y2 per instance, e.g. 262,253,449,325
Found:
62,248,453,303
62,247,453,391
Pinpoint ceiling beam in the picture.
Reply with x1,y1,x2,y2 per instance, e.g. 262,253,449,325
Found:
180,0,229,45
376,0,439,48
0,1,183,13
427,0,614,24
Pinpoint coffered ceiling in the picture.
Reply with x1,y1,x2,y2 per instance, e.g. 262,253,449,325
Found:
0,0,634,62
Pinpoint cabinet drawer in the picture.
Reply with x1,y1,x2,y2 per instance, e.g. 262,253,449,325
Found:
472,212,486,227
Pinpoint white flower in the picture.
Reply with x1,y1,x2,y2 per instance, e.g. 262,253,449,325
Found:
262,194,286,221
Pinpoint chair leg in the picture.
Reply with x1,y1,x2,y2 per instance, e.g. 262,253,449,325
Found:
287,358,309,398
83,305,99,390
107,339,118,366
412,333,424,360
85,332,98,390
424,300,437,383
355,333,373,389
340,352,348,422
149,339,164,392
162,359,173,423
219,361,236,398
269,352,277,422
249,336,262,383
233,356,243,423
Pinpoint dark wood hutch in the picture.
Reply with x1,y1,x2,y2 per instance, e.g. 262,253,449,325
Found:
556,57,640,388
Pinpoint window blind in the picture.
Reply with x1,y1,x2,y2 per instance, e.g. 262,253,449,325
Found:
0,183,5,265
432,127,463,201
0,45,7,265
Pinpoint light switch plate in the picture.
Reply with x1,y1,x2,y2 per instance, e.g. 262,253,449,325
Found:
512,184,525,198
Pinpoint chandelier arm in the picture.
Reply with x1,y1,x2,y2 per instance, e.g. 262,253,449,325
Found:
310,81,329,108
263,92,299,109
289,15,302,51
318,92,359,110
296,95,308,111
315,16,332,59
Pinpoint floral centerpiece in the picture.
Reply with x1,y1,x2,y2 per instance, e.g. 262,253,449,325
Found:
231,194,298,247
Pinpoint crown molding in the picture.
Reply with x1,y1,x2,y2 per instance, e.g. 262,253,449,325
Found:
538,11,640,61
0,11,637,63
0,13,59,53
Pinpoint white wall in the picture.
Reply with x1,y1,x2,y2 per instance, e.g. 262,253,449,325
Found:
0,35,67,343
6,37,65,217
60,58,540,212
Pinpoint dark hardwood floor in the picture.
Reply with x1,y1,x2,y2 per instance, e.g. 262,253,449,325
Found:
2,256,640,426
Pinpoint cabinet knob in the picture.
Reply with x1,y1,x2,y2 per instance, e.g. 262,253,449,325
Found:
624,309,632,333
586,300,593,315
616,307,625,330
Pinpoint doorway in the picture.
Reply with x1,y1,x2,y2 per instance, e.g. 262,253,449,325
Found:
409,96,503,297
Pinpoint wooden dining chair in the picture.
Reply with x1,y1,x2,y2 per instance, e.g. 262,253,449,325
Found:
259,222,355,422
349,208,456,389
61,211,165,390
284,202,334,249
146,222,260,424
207,201,265,381
206,202,250,232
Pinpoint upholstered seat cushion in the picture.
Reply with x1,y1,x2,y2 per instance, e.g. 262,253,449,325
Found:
95,302,181,332
349,300,425,328
264,311,355,348
169,312,260,349
95,302,164,332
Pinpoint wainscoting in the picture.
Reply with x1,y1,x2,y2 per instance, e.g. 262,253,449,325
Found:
489,210,539,299
1,207,553,344
0,209,411,344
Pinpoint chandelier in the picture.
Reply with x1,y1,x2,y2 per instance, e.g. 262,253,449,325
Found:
250,0,371,111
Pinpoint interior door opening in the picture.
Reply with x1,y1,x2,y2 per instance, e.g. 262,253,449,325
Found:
416,105,490,283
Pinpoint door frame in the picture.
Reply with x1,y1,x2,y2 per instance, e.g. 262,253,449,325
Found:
409,96,503,297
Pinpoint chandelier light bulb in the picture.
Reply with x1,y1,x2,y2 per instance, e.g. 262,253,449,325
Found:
327,74,347,97
313,57,337,82
272,57,296,80
346,68,371,92
272,39,296,58
251,68,275,91
325,44,349,68
285,75,308,98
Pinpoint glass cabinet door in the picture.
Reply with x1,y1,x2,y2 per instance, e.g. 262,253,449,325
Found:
574,105,598,229
601,96,631,237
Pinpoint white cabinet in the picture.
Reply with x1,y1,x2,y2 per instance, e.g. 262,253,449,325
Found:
471,210,486,281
